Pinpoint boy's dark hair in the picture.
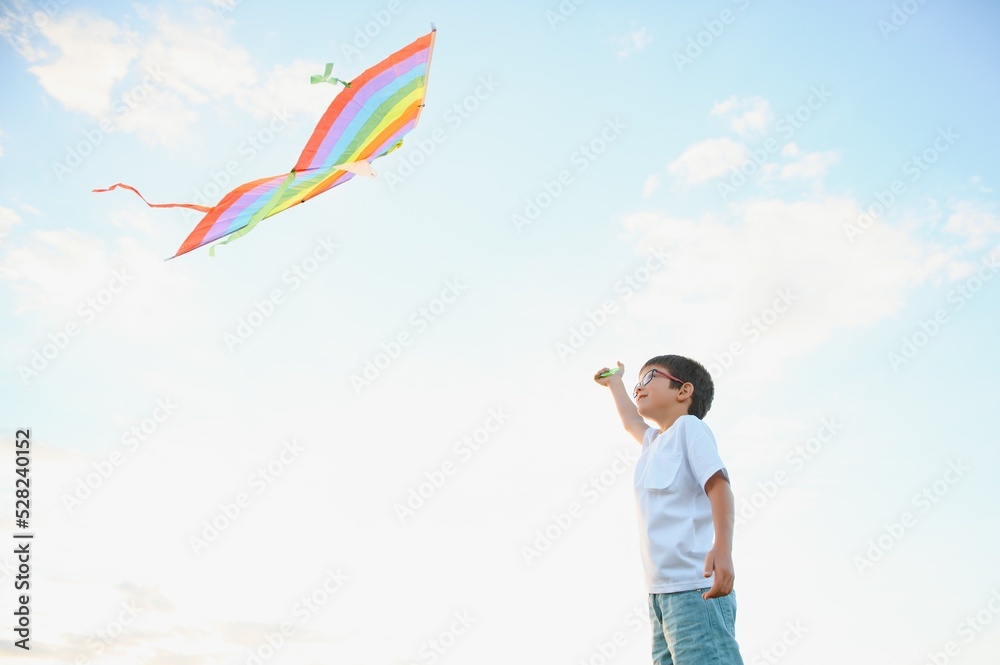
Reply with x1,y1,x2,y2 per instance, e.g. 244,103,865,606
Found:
642,354,715,419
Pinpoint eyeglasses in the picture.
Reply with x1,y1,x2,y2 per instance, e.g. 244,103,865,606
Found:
634,368,686,398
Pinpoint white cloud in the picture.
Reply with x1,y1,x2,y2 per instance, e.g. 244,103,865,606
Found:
0,228,117,315
710,98,737,116
780,149,838,181
667,137,747,185
969,175,992,194
11,6,347,147
662,98,833,192
239,59,341,121
111,85,200,145
0,226,201,344
616,27,651,60
942,201,1000,250
711,95,773,136
618,195,961,391
781,142,800,157
112,6,259,144
0,206,22,243
642,174,661,198
135,7,256,107
0,0,51,61
17,6,272,145
28,12,140,118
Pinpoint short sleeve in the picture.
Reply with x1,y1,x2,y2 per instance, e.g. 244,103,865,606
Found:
642,426,659,448
681,418,728,490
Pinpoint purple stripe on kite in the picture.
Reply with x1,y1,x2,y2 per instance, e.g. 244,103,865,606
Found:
313,66,425,172
309,62,427,172
308,49,429,170
311,49,428,161
204,176,288,241
316,62,427,169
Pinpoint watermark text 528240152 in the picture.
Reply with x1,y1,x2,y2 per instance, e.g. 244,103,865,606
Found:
14,428,34,650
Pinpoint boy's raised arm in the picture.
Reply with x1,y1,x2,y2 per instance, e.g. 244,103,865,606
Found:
594,361,648,444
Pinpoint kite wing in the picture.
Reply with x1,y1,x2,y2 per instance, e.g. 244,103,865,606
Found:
94,29,436,259
293,29,435,175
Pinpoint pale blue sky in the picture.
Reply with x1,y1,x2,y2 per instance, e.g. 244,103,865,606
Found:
1,1,999,663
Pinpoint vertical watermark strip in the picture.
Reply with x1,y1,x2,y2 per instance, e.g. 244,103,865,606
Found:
13,428,33,650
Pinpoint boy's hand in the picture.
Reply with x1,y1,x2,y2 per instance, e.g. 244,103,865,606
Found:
593,361,625,387
702,546,735,599
595,360,646,444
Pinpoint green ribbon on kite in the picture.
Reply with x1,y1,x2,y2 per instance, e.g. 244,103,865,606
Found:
310,63,351,87
208,171,298,257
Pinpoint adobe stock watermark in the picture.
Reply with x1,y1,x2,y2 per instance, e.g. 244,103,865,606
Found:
844,126,958,242
853,459,969,575
706,288,799,378
878,0,931,41
555,246,670,362
521,446,640,566
350,278,467,394
334,0,408,62
410,610,477,664
242,567,350,665
394,407,511,524
672,0,753,73
52,62,169,182
734,416,843,529
575,604,648,665
748,620,809,665
188,439,306,557
887,248,998,371
511,117,627,233
920,588,1000,665
718,86,833,201
82,601,144,663
61,398,179,514
1,0,71,59
180,108,292,221
544,0,590,30
223,235,340,352
18,267,135,385
383,76,500,190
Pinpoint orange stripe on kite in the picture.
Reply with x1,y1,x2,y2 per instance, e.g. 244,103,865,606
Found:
366,100,423,158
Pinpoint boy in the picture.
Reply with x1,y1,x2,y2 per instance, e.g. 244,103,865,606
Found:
595,355,744,665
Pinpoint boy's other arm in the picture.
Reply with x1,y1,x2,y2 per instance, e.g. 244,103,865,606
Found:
593,362,647,444
702,470,736,599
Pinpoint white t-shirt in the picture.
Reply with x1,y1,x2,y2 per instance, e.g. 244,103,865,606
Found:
634,415,729,594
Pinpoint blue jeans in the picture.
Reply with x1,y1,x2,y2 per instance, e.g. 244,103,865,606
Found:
648,588,744,665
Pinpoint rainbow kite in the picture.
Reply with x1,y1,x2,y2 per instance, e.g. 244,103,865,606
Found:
96,29,436,258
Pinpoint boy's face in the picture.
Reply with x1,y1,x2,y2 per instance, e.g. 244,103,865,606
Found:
634,364,687,415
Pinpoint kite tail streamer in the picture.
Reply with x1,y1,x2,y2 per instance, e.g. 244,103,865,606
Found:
92,183,213,213
207,171,298,257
